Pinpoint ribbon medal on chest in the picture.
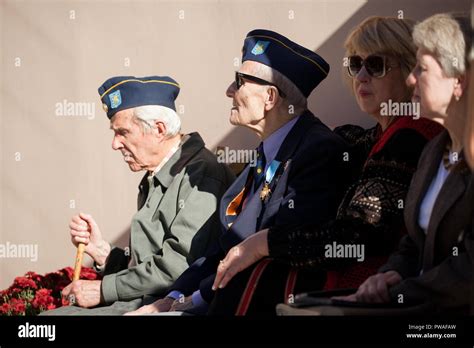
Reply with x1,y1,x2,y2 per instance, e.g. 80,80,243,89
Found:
260,160,281,202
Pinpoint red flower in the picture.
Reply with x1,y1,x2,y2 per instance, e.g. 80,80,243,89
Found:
25,271,43,283
81,267,100,280
42,271,70,293
60,267,74,280
25,271,44,288
7,287,21,297
0,303,10,314
9,298,26,315
56,266,101,281
13,276,37,290
32,289,54,310
1,266,101,315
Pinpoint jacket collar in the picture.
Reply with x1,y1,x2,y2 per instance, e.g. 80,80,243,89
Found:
274,109,321,164
140,132,205,189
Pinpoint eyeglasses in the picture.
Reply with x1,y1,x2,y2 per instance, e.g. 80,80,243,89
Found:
347,55,394,78
235,71,286,98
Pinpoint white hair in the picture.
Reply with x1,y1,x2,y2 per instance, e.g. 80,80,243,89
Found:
132,105,181,137
251,63,308,115
413,13,471,77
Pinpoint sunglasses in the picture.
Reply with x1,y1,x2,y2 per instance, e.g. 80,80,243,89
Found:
347,55,393,78
235,71,286,98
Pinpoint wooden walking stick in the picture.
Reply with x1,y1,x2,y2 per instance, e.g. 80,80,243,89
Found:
68,242,85,306
73,243,85,281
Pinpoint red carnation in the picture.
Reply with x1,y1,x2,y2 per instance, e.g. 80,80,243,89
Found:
13,276,37,290
61,267,74,280
8,287,21,297
25,271,44,286
81,267,101,280
9,298,26,315
32,288,54,310
1,266,101,315
0,303,10,315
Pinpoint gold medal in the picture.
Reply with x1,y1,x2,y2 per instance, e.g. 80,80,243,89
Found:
260,182,271,201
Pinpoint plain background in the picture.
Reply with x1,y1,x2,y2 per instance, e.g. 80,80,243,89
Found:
1,0,471,289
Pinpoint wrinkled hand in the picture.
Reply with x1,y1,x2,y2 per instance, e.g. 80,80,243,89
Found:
124,297,175,315
61,280,102,308
69,212,111,266
335,271,402,303
170,295,193,312
212,229,269,290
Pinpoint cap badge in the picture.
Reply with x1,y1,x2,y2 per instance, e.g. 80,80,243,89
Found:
251,41,270,56
109,90,122,109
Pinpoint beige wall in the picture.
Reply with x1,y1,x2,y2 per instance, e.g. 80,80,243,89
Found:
0,0,470,289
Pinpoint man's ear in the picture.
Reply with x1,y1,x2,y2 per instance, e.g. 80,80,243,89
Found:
154,120,167,139
264,86,279,111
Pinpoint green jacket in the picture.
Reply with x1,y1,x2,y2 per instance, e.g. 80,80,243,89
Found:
100,132,235,304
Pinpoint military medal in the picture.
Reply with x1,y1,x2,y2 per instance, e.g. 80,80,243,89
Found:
260,182,271,201
260,160,281,202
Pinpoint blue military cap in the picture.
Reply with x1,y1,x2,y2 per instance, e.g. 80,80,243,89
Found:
242,29,330,97
98,76,180,119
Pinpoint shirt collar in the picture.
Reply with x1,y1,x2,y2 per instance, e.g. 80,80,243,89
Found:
262,116,300,168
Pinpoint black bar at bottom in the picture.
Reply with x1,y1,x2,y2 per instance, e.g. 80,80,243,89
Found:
0,316,473,345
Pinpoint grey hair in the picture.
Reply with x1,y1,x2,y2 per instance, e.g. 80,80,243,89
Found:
251,63,308,115
413,13,471,77
132,105,181,137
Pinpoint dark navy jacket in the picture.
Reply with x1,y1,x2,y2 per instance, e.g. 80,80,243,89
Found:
169,110,351,302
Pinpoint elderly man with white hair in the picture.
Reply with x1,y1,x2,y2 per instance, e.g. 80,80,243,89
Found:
42,75,235,315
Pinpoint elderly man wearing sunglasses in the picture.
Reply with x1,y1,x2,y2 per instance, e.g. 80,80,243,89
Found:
127,29,351,315
209,16,444,316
